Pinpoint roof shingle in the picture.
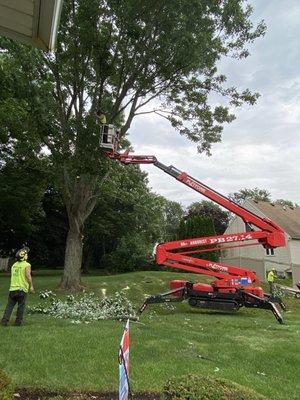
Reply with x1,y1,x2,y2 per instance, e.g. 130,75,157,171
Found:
248,201,300,239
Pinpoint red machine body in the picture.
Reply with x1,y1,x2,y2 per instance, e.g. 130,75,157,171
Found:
105,145,286,323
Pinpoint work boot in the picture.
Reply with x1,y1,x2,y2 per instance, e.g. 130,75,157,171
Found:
14,322,22,326
1,321,8,326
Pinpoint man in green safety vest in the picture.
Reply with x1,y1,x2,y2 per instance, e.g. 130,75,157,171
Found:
267,268,276,295
1,247,34,326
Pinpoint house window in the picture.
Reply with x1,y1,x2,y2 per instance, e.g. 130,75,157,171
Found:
266,248,275,256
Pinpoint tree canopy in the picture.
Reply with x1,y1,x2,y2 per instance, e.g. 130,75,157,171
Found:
228,188,298,208
0,159,46,256
187,200,230,234
274,199,299,208
176,215,218,262
228,188,272,204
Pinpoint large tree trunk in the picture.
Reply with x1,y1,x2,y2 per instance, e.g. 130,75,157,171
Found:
59,170,109,290
59,172,96,290
60,223,83,290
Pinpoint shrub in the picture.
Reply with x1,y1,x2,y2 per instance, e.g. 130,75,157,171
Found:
0,370,13,400
163,374,268,400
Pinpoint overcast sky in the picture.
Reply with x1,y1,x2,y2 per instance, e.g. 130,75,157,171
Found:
128,0,300,208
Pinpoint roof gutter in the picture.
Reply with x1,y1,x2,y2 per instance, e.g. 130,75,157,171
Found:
36,0,63,51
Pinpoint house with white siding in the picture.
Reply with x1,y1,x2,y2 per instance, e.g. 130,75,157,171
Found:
0,0,63,51
221,200,300,288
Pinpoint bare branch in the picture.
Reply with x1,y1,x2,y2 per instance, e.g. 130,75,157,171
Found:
135,108,174,116
121,92,140,135
154,111,173,121
41,136,56,153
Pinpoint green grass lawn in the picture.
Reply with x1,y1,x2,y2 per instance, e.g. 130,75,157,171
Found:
0,270,299,399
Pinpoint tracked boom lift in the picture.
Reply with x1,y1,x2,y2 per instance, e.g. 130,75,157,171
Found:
100,128,286,323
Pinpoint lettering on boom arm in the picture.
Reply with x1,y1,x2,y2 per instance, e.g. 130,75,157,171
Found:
207,262,228,273
180,233,254,248
185,178,206,194
209,234,254,244
181,257,228,273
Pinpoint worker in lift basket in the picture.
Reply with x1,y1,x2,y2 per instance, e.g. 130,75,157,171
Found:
1,247,35,326
267,268,277,295
96,109,107,124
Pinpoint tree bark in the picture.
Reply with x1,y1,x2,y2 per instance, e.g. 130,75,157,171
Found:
60,223,83,290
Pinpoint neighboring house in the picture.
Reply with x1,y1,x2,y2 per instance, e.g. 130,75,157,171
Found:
221,200,300,288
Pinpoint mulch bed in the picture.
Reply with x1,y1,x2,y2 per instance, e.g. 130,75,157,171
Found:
15,389,161,400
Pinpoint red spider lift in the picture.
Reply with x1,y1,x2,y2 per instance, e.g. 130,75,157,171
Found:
100,128,286,323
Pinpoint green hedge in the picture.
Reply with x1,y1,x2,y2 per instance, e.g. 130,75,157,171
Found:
163,374,268,400
0,370,13,400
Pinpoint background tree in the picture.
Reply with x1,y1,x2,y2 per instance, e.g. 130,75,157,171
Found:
176,215,218,262
187,200,230,234
0,0,265,289
82,162,166,272
0,160,45,256
28,188,69,267
228,188,271,205
160,200,185,241
274,199,299,208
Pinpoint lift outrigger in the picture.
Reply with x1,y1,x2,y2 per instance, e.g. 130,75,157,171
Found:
100,126,286,323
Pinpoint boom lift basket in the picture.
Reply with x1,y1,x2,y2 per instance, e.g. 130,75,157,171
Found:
99,124,118,151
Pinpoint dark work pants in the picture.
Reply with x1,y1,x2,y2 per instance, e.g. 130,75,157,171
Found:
1,290,27,325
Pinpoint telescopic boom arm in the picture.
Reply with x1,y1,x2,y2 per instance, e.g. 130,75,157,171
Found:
111,150,285,237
